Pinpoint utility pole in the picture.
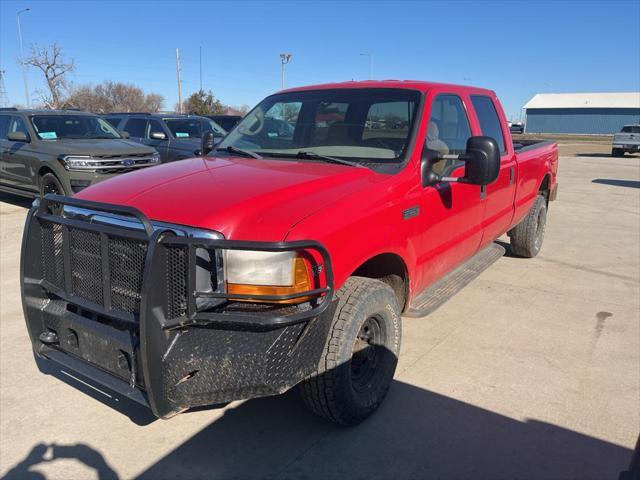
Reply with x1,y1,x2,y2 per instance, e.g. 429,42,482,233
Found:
176,48,182,113
0,71,9,107
279,53,292,90
199,46,202,91
17,8,30,108
360,53,373,80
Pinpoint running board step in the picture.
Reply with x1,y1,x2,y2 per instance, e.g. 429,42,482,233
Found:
405,242,506,318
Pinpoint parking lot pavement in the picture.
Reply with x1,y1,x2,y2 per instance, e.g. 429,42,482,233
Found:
1,154,638,480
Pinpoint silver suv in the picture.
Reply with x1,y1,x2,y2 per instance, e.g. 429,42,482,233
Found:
612,124,640,157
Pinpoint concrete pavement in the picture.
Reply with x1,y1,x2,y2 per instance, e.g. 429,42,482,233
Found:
0,153,638,479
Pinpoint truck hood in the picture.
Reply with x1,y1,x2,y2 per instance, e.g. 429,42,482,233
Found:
42,138,156,156
75,155,381,240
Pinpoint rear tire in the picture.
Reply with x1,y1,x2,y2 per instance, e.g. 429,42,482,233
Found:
509,194,547,258
612,148,624,157
299,277,401,426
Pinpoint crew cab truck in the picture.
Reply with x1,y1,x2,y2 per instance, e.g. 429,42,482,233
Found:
612,124,640,156
0,109,160,197
21,81,558,425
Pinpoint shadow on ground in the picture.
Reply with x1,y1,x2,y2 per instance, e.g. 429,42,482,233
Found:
4,376,634,479
131,381,631,480
1,443,118,480
0,192,34,209
592,179,640,189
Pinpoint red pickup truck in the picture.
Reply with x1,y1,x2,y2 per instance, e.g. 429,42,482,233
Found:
21,81,558,425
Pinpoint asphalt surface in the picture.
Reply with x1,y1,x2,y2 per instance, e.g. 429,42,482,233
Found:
0,153,638,480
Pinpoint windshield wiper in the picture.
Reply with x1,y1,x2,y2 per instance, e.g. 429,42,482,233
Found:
216,145,262,159
294,151,364,168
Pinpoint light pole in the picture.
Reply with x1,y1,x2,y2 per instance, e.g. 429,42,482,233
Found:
360,53,373,80
280,53,292,90
17,8,30,108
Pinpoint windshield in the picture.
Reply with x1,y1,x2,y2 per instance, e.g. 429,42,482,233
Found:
164,118,226,139
218,88,421,163
30,115,121,140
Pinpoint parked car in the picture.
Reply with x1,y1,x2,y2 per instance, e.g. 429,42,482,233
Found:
206,115,243,131
0,108,159,197
22,81,558,425
103,113,226,163
510,122,524,134
612,124,640,156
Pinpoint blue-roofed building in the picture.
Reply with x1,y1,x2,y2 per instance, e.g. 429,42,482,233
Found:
523,92,640,134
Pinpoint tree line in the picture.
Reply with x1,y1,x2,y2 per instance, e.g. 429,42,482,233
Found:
22,42,249,116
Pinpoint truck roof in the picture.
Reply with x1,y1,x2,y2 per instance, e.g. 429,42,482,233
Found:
0,108,96,116
280,80,496,96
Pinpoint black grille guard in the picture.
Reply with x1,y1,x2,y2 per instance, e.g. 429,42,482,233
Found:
21,194,335,418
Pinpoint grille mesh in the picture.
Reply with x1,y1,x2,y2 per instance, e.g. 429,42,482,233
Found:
69,229,104,304
109,237,147,313
40,221,64,288
166,246,188,320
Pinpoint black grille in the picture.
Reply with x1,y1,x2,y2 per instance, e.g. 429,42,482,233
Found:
109,237,147,313
166,246,188,320
69,229,103,304
40,221,64,288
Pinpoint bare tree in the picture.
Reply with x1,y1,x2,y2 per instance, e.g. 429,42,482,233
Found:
26,43,74,109
66,81,164,113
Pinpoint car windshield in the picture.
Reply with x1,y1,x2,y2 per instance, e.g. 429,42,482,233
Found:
164,118,226,139
218,88,421,163
30,115,121,140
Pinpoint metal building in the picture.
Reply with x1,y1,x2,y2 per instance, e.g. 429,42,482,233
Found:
523,92,640,134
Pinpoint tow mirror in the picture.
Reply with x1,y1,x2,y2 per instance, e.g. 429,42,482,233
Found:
421,136,500,187
150,131,167,140
7,131,29,142
201,130,216,156
459,136,500,186
120,130,130,139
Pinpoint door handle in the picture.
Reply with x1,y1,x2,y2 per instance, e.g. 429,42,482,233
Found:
509,166,514,185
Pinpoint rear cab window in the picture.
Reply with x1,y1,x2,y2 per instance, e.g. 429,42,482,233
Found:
471,95,507,154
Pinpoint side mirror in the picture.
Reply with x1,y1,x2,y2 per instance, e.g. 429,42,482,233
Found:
150,131,167,140
120,130,130,139
7,131,29,142
459,136,500,186
421,136,500,187
201,130,216,156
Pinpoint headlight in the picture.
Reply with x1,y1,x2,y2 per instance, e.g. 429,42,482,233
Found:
61,155,96,171
224,250,313,303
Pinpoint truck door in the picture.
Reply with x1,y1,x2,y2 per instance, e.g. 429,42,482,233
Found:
0,115,36,190
470,95,517,246
415,94,484,288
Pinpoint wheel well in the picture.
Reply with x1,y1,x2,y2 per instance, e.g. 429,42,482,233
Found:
38,165,57,181
539,174,551,203
352,253,409,311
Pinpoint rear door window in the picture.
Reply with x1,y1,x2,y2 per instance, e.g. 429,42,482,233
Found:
124,118,147,138
471,95,507,153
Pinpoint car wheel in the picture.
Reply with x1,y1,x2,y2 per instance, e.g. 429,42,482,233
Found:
39,173,67,197
612,148,624,157
509,194,547,258
299,276,401,425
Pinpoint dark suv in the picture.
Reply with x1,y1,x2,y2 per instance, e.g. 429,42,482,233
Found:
0,109,159,197
103,113,226,163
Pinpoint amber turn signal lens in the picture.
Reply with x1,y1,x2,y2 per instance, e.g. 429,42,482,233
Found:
227,256,315,304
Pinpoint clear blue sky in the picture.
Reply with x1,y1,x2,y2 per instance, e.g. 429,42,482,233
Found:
1,0,638,120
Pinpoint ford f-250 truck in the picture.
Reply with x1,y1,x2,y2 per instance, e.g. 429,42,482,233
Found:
21,81,558,425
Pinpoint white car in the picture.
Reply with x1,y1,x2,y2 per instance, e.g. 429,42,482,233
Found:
612,124,640,156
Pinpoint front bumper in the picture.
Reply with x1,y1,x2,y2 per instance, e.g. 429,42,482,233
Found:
21,195,334,418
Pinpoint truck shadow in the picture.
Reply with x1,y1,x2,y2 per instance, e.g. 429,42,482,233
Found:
1,443,118,480
134,380,632,480
592,179,640,189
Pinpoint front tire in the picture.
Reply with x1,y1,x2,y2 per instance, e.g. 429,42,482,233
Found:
509,194,547,258
39,172,66,197
299,277,401,426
